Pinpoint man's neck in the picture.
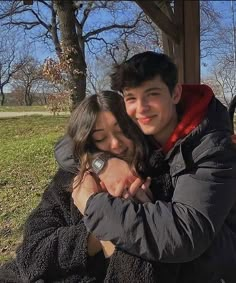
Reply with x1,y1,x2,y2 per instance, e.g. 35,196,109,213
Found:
153,113,179,147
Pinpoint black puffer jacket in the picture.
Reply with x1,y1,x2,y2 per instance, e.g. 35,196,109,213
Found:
82,89,236,282
0,169,179,283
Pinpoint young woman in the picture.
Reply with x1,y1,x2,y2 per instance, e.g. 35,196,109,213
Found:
0,91,179,283
67,90,153,198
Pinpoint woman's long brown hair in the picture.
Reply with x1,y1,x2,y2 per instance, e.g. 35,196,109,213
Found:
67,91,149,184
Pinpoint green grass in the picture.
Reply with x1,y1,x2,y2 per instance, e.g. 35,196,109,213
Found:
0,105,49,112
0,114,235,265
0,115,69,264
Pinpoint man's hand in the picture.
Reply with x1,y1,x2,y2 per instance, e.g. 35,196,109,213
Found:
98,157,154,203
98,158,137,197
72,173,101,215
123,176,153,203
130,177,153,203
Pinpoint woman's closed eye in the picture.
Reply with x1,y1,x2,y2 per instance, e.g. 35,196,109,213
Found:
94,137,106,143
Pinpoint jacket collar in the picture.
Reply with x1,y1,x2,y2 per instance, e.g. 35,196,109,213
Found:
162,84,214,154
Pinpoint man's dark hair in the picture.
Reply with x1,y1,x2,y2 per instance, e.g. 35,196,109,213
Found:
110,51,178,94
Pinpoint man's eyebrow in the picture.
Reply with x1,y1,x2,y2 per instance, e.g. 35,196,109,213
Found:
124,87,162,96
123,92,133,97
143,87,162,93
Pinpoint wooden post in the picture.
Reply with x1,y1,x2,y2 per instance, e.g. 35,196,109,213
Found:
165,0,200,84
135,0,200,84
174,0,184,83
183,0,200,84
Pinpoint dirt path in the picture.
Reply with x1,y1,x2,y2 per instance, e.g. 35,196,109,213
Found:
0,112,69,118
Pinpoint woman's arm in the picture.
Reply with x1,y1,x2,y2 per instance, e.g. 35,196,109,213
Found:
16,169,104,282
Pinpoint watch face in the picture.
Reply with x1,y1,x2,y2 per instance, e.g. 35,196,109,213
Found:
94,159,104,170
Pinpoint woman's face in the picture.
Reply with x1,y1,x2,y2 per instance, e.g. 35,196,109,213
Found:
92,111,134,159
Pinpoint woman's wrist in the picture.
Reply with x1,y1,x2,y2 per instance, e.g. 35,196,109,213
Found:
100,240,116,258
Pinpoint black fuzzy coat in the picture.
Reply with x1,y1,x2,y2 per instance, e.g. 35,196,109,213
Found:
0,169,179,283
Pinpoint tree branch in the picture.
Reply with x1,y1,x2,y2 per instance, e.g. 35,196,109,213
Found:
81,1,94,28
3,20,40,30
30,9,50,30
84,11,143,41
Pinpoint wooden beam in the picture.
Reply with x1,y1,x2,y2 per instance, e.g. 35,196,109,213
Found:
136,1,180,43
23,0,33,5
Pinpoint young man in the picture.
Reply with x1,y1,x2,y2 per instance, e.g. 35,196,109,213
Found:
60,52,236,282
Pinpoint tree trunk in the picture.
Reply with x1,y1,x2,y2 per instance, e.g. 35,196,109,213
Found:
25,91,29,106
50,4,62,58
25,85,31,106
229,95,236,132
0,88,5,106
54,0,87,107
29,92,33,106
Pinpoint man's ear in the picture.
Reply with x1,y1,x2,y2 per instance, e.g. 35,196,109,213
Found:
172,83,182,104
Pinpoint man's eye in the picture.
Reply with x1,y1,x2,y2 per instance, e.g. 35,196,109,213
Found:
125,97,135,102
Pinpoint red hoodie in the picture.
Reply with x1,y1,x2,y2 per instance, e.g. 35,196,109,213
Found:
162,84,214,154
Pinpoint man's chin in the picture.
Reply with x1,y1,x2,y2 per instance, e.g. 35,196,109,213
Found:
139,125,156,136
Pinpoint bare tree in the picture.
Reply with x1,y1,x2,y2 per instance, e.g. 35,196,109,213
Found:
202,75,228,106
0,1,159,105
0,33,26,106
201,1,236,108
200,1,223,60
12,57,43,106
213,56,236,106
35,79,63,105
10,85,26,106
85,15,161,94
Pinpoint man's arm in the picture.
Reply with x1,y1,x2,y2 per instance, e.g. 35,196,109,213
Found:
83,144,236,263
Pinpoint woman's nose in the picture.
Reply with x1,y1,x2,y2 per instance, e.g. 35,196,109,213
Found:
110,136,121,150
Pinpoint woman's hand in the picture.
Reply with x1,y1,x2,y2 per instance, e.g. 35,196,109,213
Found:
232,134,236,144
100,240,116,258
72,172,101,215
87,233,103,256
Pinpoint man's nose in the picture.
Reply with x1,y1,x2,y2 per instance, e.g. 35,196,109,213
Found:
137,99,149,113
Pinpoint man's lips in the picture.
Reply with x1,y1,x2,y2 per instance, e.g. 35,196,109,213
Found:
137,116,155,124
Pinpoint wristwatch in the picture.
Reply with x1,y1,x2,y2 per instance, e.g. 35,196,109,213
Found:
91,152,113,175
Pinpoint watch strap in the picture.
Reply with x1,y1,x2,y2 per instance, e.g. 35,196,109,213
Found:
91,152,114,175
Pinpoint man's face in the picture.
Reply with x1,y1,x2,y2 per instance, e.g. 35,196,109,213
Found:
123,75,182,146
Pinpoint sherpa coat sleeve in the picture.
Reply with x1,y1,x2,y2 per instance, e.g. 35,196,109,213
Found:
15,169,101,282
83,131,236,263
